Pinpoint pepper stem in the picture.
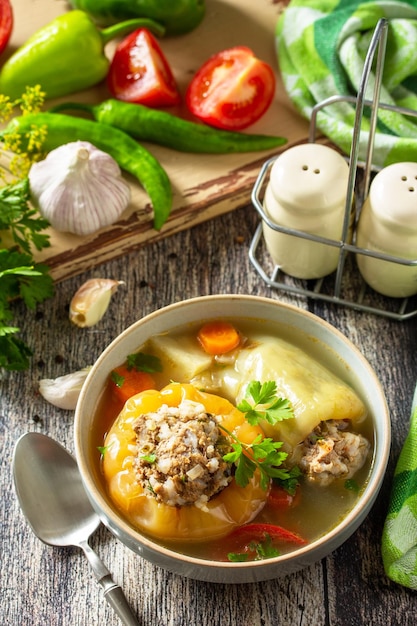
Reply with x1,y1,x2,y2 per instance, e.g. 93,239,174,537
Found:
100,18,165,45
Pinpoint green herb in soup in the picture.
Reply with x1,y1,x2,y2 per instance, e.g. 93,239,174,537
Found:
97,319,372,562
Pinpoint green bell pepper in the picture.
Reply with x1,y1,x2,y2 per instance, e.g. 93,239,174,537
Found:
0,10,165,101
69,0,206,35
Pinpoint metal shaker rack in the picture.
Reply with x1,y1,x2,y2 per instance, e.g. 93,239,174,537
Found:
249,18,417,320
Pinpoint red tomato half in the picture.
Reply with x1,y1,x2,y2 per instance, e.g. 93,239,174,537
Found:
107,28,181,107
185,46,276,130
0,0,13,55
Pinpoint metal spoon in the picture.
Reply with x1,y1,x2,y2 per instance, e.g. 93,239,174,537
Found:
13,432,140,626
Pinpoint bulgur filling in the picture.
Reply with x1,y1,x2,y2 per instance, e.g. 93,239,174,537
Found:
133,399,233,508
299,419,370,486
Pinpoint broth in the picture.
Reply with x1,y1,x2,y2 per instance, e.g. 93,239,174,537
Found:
93,318,374,561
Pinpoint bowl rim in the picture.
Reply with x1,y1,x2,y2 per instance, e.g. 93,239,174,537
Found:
74,294,391,572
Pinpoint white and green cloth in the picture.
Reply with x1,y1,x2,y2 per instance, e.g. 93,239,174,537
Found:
276,0,417,167
382,394,417,590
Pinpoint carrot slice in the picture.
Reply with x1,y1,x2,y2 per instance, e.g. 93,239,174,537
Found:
110,366,156,403
197,321,240,355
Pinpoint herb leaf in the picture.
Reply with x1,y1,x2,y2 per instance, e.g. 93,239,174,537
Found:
0,87,54,372
228,534,280,562
126,351,163,373
273,465,302,496
222,381,297,490
110,370,125,388
237,380,294,425
234,453,257,489
227,552,249,562
0,249,54,371
141,453,157,464
0,334,33,371
344,478,360,493
221,427,291,490
0,179,50,254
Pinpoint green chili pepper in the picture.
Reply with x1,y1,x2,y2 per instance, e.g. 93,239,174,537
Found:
50,99,287,154
0,11,165,101
69,0,206,35
0,113,172,230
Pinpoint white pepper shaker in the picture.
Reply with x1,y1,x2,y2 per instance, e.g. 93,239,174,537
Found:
262,143,350,279
356,162,417,298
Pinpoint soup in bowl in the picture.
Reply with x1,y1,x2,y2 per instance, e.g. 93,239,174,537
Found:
74,295,390,583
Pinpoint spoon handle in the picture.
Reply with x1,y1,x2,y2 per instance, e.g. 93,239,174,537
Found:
81,540,140,625
101,576,142,626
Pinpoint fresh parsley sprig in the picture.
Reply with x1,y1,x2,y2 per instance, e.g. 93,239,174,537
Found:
0,249,54,371
222,430,290,490
222,381,295,490
0,179,50,254
0,87,55,372
228,534,280,562
237,380,294,425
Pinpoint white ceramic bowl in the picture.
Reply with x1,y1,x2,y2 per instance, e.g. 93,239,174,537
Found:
74,295,390,583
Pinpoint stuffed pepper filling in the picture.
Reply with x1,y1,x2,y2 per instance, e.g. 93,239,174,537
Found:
133,399,232,508
299,419,370,486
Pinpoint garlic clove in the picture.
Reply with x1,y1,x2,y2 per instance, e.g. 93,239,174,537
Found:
69,278,124,327
29,141,131,235
39,367,92,410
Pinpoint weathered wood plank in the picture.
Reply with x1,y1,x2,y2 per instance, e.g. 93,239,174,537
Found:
3,206,417,625
4,0,309,282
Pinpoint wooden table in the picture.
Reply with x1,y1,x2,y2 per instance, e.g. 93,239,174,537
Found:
2,204,417,626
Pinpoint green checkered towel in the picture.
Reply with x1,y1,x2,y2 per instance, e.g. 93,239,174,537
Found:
276,0,417,167
382,392,417,590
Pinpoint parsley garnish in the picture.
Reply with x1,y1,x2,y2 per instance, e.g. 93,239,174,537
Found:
222,381,295,490
110,370,125,388
141,453,157,464
237,381,294,425
344,478,360,493
273,465,302,496
228,534,280,562
223,431,291,490
126,352,163,373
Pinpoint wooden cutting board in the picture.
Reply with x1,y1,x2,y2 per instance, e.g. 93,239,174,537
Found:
3,0,311,281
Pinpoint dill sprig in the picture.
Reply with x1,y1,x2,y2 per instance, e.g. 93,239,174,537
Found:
0,85,47,180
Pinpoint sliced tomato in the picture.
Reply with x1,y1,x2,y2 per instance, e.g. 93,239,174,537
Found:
185,46,276,130
0,0,13,55
107,28,181,107
230,523,307,545
267,484,301,509
211,522,307,562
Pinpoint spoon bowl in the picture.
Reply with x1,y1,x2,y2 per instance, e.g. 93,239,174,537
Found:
13,432,140,626
13,431,99,546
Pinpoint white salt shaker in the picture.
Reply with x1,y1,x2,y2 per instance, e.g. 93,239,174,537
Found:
262,143,350,279
356,162,417,298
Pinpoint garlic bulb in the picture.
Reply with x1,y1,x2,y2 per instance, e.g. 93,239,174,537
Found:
70,278,124,327
39,367,92,410
29,141,131,235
